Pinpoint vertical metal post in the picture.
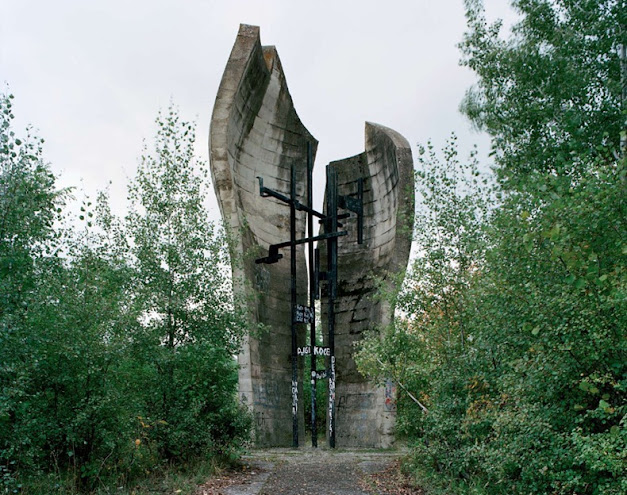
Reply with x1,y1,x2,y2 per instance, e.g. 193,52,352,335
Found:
327,165,338,449
307,143,317,448
290,163,298,448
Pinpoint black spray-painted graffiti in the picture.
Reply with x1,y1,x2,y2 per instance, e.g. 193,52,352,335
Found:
337,392,375,411
255,411,267,428
254,264,270,291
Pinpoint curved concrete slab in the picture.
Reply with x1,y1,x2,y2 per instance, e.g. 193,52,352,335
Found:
210,24,316,446
321,122,415,448
211,25,414,449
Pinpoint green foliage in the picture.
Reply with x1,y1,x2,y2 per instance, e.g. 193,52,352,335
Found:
1,91,69,492
467,157,626,494
0,92,65,321
0,93,250,493
358,137,626,494
357,3,627,493
303,320,328,437
460,0,625,183
125,104,249,461
15,228,139,490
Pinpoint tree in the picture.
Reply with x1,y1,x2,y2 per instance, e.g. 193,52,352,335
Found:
125,104,248,460
1,92,143,491
358,135,626,494
357,1,627,488
0,91,67,488
21,208,139,490
469,153,627,495
460,0,626,183
355,136,494,461
1,94,250,493
457,10,626,494
0,92,64,319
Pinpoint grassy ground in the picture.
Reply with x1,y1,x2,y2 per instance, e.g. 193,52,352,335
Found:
16,457,230,495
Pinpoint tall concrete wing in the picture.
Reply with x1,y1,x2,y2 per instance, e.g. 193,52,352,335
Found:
209,24,316,446
321,122,414,448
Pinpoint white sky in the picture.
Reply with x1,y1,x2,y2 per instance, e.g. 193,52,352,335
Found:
1,0,517,219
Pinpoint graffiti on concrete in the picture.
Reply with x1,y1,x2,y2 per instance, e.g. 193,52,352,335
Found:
210,24,414,448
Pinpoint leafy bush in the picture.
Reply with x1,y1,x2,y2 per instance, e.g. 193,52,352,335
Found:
0,93,250,493
357,1,626,493
358,139,626,494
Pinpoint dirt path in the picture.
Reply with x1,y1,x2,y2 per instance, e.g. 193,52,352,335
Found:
196,449,422,495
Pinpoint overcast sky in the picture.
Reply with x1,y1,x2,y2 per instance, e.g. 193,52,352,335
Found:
1,0,517,219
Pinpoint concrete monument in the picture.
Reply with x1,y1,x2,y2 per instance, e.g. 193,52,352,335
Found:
209,24,414,448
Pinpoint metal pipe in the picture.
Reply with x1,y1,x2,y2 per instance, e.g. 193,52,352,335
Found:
307,142,317,448
290,163,298,448
327,165,338,449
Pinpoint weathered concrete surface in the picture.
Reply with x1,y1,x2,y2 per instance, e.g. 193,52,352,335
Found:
210,24,414,449
209,24,316,446
320,123,415,448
